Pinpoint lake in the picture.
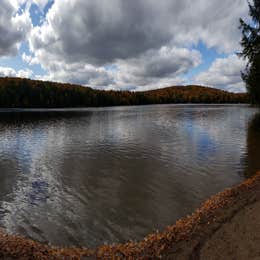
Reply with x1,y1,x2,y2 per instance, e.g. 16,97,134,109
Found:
0,104,259,248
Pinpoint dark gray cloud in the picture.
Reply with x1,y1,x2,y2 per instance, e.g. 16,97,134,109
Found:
30,0,248,65
30,1,181,64
126,47,201,78
32,46,200,90
114,47,201,88
26,0,248,90
0,0,31,56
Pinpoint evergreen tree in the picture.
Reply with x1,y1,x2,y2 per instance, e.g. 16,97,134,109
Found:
239,0,260,103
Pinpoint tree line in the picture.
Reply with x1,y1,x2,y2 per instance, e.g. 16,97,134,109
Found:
0,77,248,108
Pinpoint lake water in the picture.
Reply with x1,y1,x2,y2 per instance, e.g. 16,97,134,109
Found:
0,104,259,248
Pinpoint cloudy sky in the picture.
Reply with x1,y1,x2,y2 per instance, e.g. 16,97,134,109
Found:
0,0,250,92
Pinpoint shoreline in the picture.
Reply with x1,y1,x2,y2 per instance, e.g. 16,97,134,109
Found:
0,171,260,259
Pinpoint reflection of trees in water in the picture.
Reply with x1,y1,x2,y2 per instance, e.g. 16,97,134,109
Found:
244,112,260,178
0,111,93,126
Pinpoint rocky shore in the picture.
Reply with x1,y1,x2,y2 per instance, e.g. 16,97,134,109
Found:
1,171,260,259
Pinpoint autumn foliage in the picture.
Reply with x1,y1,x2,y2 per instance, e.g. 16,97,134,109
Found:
0,77,248,108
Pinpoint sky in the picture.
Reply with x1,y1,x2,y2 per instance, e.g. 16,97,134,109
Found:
0,0,250,92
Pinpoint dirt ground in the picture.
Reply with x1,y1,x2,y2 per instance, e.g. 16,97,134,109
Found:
200,200,260,260
0,171,260,259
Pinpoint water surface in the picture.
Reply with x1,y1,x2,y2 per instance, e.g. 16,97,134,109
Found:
0,104,259,247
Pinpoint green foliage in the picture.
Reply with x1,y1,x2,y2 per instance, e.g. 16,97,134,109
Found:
239,0,260,103
0,77,248,108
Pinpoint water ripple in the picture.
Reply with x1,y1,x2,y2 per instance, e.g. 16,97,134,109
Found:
0,104,259,247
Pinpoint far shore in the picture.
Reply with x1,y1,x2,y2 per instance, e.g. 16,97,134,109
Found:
0,171,260,259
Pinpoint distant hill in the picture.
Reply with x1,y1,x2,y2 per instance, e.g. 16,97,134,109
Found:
0,77,248,108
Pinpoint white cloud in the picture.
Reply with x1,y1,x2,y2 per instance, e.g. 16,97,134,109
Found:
0,66,33,78
194,55,247,92
45,62,115,88
22,52,38,65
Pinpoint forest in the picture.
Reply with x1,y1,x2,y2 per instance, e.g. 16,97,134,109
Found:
0,77,249,108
